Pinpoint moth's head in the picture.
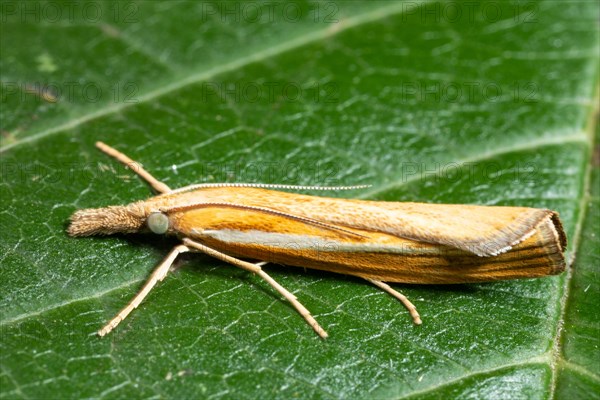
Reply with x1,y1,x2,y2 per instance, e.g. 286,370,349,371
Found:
68,204,148,236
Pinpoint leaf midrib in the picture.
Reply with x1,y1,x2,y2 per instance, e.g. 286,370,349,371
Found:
548,89,599,397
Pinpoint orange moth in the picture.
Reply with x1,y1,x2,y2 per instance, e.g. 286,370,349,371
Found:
68,142,567,338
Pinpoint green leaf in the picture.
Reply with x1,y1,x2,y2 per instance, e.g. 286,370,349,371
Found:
554,117,600,398
1,1,598,398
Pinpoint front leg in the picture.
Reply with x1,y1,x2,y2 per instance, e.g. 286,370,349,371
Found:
98,244,189,336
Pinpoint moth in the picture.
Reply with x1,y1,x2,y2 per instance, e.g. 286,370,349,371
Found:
68,142,567,338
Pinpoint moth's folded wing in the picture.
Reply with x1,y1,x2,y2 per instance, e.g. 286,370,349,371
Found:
296,200,567,258
169,187,567,259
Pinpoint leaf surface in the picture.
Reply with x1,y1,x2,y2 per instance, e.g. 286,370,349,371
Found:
1,1,598,398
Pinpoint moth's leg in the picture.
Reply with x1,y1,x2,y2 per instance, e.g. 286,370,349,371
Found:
182,238,328,338
98,244,189,336
95,141,172,194
365,278,422,325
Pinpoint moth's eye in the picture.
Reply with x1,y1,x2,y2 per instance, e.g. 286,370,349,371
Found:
147,212,169,234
